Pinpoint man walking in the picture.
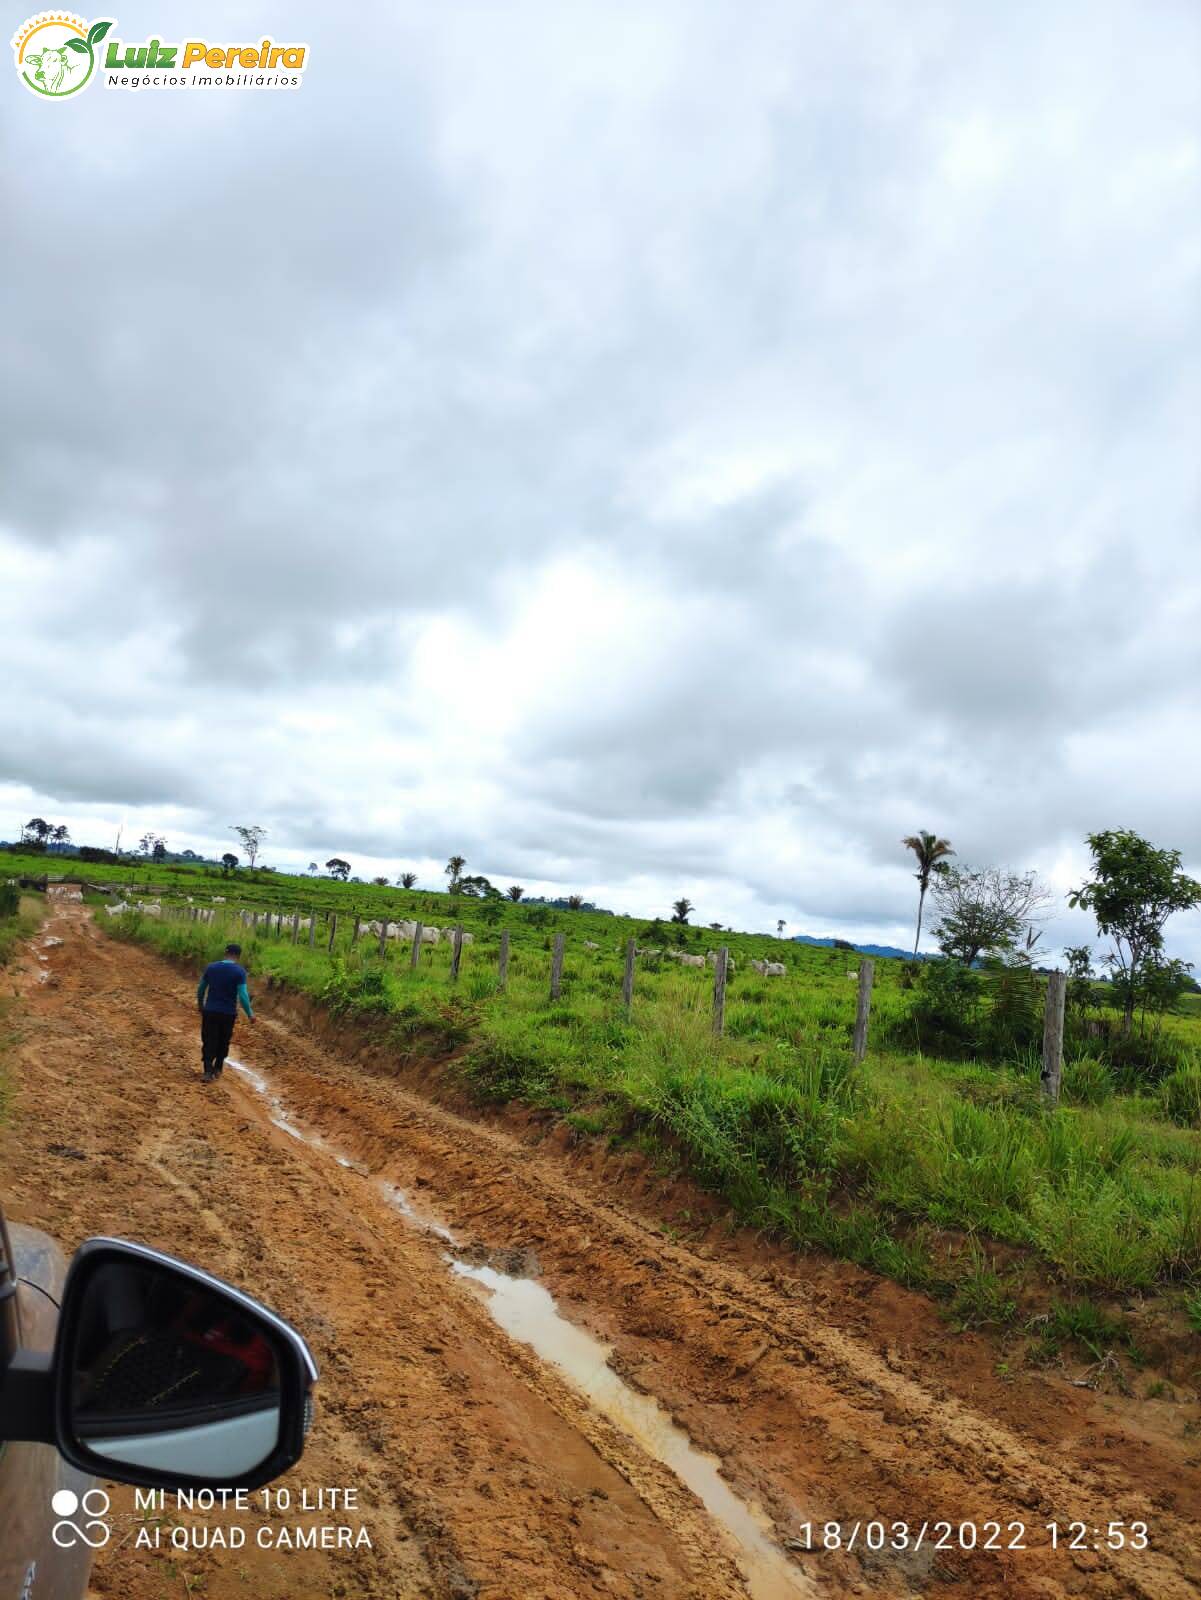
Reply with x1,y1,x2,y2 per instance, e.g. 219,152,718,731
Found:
196,941,255,1081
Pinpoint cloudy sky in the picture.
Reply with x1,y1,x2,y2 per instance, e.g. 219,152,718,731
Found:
2,1,1199,959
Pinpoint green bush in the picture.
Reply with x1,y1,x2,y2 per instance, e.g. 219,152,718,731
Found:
1062,1056,1114,1107
910,960,981,1049
1160,1069,1201,1129
1107,1028,1195,1088
0,884,18,919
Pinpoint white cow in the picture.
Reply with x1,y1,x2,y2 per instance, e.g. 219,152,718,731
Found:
422,925,440,943
584,940,600,950
104,901,130,916
140,902,162,918
25,45,86,94
763,961,786,977
212,896,225,904
705,950,736,971
676,952,706,968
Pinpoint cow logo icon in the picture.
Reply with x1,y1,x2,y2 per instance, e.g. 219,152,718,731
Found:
50,1487,111,1548
12,13,113,98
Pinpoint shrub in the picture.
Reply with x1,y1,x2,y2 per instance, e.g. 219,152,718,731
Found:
0,884,18,919
1062,1056,1114,1107
1108,1029,1195,1087
978,961,1043,1058
910,960,981,1048
1160,1069,1201,1129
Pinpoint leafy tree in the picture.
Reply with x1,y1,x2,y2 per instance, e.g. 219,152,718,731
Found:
231,825,266,871
776,918,785,937
52,824,70,847
1063,944,1096,1014
566,894,585,911
1069,829,1201,1034
445,855,466,892
902,831,955,956
398,872,418,889
22,817,51,845
459,874,496,898
372,875,389,886
709,921,723,931
220,852,239,875
507,885,525,901
1137,954,1196,1030
326,857,351,880
931,865,1052,968
308,862,318,874
671,897,693,925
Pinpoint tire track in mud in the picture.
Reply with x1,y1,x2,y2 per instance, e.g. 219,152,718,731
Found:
3,902,1200,1599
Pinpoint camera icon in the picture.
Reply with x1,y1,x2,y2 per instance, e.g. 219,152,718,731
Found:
50,1488,111,1549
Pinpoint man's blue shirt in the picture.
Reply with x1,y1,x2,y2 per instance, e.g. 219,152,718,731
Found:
198,960,251,1017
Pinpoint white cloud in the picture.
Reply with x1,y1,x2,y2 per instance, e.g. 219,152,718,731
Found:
1,0,1198,962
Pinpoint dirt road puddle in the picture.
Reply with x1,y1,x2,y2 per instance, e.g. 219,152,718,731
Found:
453,1260,815,1598
226,1056,814,1599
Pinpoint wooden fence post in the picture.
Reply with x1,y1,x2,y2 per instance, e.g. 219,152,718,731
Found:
351,915,360,947
450,925,463,982
1041,970,1067,1105
498,930,510,991
327,913,338,954
622,937,636,1014
712,945,729,1036
549,932,565,1001
853,959,874,1063
410,922,423,969
308,911,316,948
291,912,299,943
378,918,389,959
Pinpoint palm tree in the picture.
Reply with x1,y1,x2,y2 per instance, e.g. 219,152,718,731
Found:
671,897,693,924
398,871,417,889
445,855,466,891
507,885,525,901
776,918,785,938
902,831,955,956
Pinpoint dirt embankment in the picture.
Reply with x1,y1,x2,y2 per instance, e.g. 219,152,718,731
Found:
1,901,1199,1599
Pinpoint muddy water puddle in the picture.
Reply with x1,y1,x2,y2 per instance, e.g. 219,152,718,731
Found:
226,1056,814,1599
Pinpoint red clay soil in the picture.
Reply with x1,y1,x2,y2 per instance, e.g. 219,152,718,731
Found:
1,898,1199,1599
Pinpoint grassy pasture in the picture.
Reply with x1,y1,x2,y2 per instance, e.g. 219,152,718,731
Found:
10,851,1201,1356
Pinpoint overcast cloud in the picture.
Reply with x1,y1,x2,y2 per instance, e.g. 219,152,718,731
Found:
2,0,1199,960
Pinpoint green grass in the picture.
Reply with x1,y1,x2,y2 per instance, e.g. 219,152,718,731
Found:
0,892,43,969
31,850,1199,1344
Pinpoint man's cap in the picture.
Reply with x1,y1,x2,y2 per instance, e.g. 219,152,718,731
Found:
225,942,242,956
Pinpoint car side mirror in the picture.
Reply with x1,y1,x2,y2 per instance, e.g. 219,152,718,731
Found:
52,1238,317,1491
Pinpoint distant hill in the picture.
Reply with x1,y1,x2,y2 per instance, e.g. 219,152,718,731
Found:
791,933,923,962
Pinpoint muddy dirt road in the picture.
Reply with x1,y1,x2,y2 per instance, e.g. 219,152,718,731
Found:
2,903,1199,1599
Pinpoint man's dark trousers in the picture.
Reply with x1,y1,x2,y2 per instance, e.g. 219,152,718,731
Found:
201,1011,237,1077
